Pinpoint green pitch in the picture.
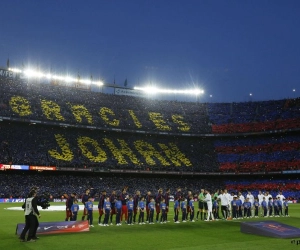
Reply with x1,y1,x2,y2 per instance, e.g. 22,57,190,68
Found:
1,202,300,250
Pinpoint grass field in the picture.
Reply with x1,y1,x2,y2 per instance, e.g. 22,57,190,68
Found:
1,202,300,250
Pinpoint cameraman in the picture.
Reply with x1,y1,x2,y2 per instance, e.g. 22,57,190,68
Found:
20,189,41,242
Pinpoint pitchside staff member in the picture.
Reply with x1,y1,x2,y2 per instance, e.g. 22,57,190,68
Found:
20,190,41,242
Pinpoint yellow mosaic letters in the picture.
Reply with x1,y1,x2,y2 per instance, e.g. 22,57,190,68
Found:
99,107,120,126
134,140,170,166
48,134,74,161
9,96,32,116
149,112,171,131
104,138,140,165
128,110,142,128
77,136,107,162
172,115,190,132
68,103,93,124
158,143,192,167
40,99,65,121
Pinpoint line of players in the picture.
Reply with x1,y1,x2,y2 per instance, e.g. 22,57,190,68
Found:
216,190,290,220
64,188,290,227
66,187,195,227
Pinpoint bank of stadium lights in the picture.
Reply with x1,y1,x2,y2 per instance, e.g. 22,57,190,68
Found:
134,86,204,95
8,67,103,86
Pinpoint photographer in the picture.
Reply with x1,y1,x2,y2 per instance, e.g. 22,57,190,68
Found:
19,189,41,242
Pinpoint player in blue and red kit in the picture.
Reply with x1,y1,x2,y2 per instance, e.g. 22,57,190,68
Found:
115,198,122,226
85,197,94,227
127,196,134,225
98,190,106,225
181,198,187,222
160,198,167,223
65,192,75,221
71,199,80,221
109,190,116,225
175,188,182,205
145,191,152,223
174,197,180,223
155,189,163,223
103,197,111,226
138,197,146,224
81,189,90,221
189,195,195,222
148,198,155,224
120,189,129,223
133,190,140,224
164,189,170,222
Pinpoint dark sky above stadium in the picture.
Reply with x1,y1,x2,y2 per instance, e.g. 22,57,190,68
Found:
0,0,299,103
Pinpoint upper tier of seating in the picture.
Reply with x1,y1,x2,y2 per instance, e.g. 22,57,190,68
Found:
0,78,299,134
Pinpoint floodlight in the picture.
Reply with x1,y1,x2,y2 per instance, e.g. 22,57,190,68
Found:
24,69,43,78
64,76,74,83
97,81,104,86
134,86,204,95
8,68,22,73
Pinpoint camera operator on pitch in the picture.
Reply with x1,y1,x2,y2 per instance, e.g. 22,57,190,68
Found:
19,189,41,242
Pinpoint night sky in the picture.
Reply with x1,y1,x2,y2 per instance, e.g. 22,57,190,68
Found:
0,0,299,102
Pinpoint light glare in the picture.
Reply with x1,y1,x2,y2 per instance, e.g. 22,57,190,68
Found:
7,67,103,86
134,86,204,95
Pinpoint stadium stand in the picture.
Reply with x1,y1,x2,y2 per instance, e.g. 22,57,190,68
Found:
0,121,218,171
209,100,300,133
0,73,300,198
0,171,222,199
215,134,300,173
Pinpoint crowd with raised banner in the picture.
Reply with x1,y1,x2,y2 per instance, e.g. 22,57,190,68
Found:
0,77,300,135
63,188,290,228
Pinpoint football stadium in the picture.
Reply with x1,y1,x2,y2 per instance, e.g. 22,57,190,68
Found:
0,64,300,250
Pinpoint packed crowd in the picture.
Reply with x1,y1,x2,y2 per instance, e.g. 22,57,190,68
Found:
0,172,221,199
0,121,218,171
0,79,211,134
0,78,299,173
216,134,300,172
209,99,300,133
0,78,300,135
0,171,299,200
1,121,299,172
